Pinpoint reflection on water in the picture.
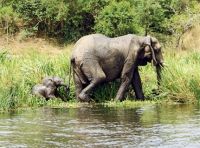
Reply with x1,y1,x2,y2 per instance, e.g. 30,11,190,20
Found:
0,104,200,147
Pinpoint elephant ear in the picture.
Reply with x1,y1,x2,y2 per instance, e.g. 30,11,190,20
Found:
143,35,151,46
143,36,158,65
150,36,157,44
53,76,64,86
42,76,54,87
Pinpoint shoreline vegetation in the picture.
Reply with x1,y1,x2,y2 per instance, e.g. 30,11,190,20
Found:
0,0,200,111
1,36,200,112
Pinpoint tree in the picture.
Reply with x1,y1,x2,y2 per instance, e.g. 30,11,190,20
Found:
94,1,141,37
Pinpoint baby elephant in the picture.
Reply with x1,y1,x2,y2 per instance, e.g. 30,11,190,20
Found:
32,76,69,101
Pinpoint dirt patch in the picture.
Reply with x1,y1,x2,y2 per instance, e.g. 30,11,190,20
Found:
0,35,73,56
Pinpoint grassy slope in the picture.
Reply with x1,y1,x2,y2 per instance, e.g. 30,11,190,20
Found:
0,32,200,111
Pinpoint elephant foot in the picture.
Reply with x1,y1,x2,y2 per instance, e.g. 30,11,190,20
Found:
78,92,91,102
115,95,125,102
136,94,145,100
135,93,145,101
45,95,56,101
137,97,145,101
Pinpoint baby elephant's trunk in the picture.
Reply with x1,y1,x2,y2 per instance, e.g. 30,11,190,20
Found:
58,84,70,102
65,85,70,94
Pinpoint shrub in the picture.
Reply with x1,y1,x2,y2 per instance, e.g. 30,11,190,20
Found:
94,1,142,37
0,6,19,34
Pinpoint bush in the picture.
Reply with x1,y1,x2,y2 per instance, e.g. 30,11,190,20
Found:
13,0,69,37
94,1,141,37
0,6,19,34
12,0,100,41
0,0,200,42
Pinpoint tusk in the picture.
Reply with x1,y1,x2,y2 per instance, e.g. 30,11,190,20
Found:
162,63,168,67
162,62,167,67
159,62,166,68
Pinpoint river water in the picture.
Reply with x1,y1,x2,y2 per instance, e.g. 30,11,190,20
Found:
0,104,200,147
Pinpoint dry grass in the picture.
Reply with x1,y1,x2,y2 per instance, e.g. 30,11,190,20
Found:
180,24,200,51
0,35,73,56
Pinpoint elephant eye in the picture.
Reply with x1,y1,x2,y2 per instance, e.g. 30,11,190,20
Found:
157,47,161,52
154,46,161,52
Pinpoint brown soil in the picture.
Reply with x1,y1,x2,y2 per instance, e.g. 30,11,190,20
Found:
0,35,73,56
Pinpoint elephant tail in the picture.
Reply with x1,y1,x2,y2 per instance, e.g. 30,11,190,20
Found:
68,58,72,88
70,57,88,85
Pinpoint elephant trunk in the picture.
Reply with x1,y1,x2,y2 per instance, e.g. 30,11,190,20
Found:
149,45,164,88
60,83,68,87
156,64,163,89
57,83,70,102
149,45,157,66
60,83,70,92
56,81,70,93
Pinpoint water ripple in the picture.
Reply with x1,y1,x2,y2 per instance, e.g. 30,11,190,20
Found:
0,104,200,147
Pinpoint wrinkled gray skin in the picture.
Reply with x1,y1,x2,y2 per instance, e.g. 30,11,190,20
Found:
71,34,164,102
42,76,67,88
32,76,69,101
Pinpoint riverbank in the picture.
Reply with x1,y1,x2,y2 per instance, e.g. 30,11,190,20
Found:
0,37,200,111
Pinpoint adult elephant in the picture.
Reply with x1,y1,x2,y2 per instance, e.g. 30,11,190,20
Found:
71,34,164,102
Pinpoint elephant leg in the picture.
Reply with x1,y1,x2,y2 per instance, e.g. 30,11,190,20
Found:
73,72,84,101
131,68,145,100
45,93,56,101
79,60,106,102
115,75,132,101
45,88,56,100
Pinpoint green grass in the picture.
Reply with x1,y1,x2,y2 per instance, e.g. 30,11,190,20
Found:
0,48,200,111
0,49,75,111
103,100,159,108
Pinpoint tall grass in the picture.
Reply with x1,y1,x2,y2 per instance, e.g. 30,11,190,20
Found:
161,50,200,103
0,49,75,111
139,50,200,103
0,48,200,111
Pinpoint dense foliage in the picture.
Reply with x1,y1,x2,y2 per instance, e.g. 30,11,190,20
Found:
0,0,199,42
